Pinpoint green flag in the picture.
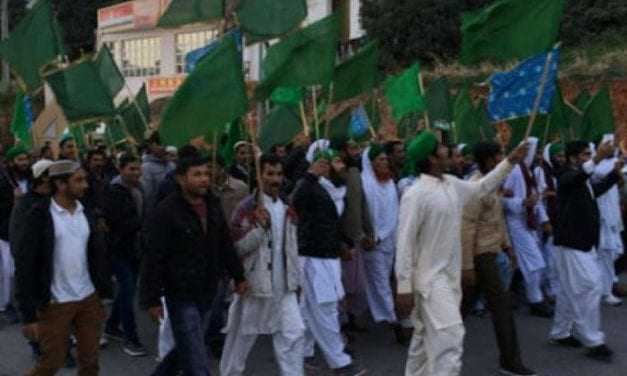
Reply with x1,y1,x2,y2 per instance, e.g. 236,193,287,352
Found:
258,105,302,153
158,0,223,28
219,121,245,167
106,119,128,145
69,125,87,153
549,87,572,142
9,91,33,149
569,90,591,139
160,34,248,148
237,0,307,37
460,0,565,65
120,85,150,143
454,88,482,145
384,63,426,122
271,86,304,106
95,46,124,99
45,60,116,122
255,14,339,101
581,87,615,143
426,77,453,131
332,41,380,103
0,0,65,92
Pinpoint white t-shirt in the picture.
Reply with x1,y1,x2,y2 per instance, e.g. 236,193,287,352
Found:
49,199,95,303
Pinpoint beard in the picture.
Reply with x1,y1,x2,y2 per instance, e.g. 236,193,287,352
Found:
330,169,346,187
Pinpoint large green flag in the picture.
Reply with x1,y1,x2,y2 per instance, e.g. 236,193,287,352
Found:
332,41,379,103
10,91,33,149
160,34,248,148
255,14,339,101
581,87,615,143
454,88,482,145
237,0,307,37
120,85,150,143
45,60,116,122
271,86,304,106
158,0,223,28
460,0,565,65
0,0,65,92
384,63,426,122
95,46,124,99
426,77,453,131
258,105,302,153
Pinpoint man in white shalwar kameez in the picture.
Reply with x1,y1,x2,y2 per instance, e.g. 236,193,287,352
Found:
361,145,399,325
293,146,366,376
549,140,621,362
590,142,624,306
502,138,554,317
396,131,527,376
221,155,305,376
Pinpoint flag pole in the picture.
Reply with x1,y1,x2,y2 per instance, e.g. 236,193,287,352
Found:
324,83,335,140
418,72,431,130
299,101,309,137
312,87,320,140
524,46,557,140
542,115,552,147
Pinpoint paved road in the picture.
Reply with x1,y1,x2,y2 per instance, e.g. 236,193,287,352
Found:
1,296,626,376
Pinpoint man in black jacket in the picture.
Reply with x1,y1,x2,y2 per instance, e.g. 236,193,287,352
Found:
292,151,365,376
0,145,31,322
140,156,247,376
102,153,147,357
549,140,622,362
13,160,112,375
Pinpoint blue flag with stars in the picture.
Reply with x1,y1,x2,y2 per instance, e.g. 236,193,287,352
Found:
488,47,560,123
185,28,242,73
350,105,370,138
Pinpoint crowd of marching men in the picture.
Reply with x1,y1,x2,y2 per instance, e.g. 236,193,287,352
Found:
0,125,626,376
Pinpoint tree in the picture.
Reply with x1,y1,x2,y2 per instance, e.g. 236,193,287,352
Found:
361,0,627,71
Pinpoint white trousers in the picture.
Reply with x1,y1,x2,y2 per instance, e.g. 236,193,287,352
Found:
550,246,605,347
597,248,621,297
405,291,464,376
220,321,304,376
522,269,544,304
362,236,397,323
0,240,14,310
158,298,175,360
540,236,560,298
301,266,351,369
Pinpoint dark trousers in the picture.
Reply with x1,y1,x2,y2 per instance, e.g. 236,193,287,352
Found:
462,253,522,369
106,257,138,341
152,299,212,376
29,293,105,376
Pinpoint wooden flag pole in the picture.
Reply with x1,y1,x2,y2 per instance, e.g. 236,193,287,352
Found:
418,72,431,130
299,101,309,137
324,83,335,140
312,87,320,140
542,116,552,147
246,119,264,207
524,48,556,140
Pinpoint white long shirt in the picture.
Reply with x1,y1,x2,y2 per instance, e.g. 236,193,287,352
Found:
395,159,513,329
49,199,95,303
592,158,624,253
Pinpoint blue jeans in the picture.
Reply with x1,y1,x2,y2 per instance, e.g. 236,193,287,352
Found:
205,280,227,342
152,299,211,376
106,257,139,341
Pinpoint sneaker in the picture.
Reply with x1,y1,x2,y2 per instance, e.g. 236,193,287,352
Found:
64,352,76,368
499,364,537,376
104,326,126,342
123,339,148,357
603,294,622,307
585,344,613,362
529,303,553,318
549,336,583,348
334,363,367,376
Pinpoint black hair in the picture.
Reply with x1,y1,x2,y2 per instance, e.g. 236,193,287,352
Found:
384,140,403,155
175,156,208,176
178,144,200,160
40,145,52,156
473,142,502,174
118,153,139,169
147,131,161,145
86,148,105,161
269,144,285,154
565,141,589,161
414,142,441,175
59,137,75,149
259,154,283,173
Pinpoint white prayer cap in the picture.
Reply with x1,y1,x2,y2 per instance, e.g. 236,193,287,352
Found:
306,139,330,163
31,159,54,179
165,146,177,155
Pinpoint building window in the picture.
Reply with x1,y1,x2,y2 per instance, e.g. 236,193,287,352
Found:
121,37,161,77
175,30,219,74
